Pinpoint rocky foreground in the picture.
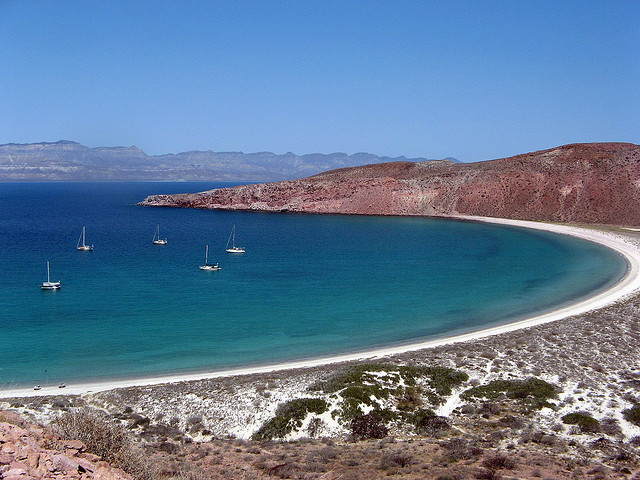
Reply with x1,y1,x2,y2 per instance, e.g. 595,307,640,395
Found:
0,410,131,479
139,142,640,226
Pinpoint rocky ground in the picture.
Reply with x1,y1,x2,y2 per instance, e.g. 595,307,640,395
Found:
0,410,132,479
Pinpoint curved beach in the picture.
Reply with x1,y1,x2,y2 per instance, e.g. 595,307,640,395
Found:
2,217,639,399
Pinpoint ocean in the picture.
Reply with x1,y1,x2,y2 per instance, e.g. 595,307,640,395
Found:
0,182,627,387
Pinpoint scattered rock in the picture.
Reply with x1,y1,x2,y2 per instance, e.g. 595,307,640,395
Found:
0,412,131,479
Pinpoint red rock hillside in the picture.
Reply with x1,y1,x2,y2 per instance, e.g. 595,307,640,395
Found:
139,143,640,226
0,411,130,479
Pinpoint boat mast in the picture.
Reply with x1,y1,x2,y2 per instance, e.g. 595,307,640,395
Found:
227,225,236,249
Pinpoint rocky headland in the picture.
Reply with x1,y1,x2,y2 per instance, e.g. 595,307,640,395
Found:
139,142,640,226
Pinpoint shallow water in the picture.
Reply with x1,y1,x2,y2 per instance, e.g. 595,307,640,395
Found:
0,182,627,386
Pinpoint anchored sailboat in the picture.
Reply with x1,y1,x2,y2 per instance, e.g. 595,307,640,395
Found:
200,245,221,271
152,224,167,245
77,226,93,251
226,225,245,253
40,261,61,290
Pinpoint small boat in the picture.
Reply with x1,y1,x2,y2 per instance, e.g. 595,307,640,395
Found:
33,385,41,390
200,245,221,271
40,261,61,290
58,383,66,389
77,226,93,251
226,225,245,253
152,224,167,245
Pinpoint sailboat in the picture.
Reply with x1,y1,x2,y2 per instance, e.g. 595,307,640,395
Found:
200,245,221,270
77,226,93,251
152,224,167,245
226,225,245,253
40,261,61,290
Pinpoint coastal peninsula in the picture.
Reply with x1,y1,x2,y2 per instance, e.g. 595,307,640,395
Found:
139,142,640,226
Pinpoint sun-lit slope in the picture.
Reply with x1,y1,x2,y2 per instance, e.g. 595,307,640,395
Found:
140,143,640,226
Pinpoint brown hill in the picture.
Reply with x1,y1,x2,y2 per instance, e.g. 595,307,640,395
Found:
139,142,640,226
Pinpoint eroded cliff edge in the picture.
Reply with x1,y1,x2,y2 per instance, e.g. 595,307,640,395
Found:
139,142,640,225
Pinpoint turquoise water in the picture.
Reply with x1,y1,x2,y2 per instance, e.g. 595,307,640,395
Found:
0,182,628,387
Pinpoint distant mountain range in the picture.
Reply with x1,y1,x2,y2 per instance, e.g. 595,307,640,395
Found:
0,140,458,182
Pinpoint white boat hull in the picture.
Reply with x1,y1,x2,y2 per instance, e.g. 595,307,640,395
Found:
199,265,221,271
226,225,245,253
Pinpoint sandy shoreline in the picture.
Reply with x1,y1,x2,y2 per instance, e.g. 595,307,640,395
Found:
3,216,640,399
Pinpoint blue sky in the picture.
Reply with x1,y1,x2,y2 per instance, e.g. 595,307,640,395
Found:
1,1,638,162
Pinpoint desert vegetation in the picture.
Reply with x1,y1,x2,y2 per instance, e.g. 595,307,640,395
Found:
624,404,640,427
53,409,158,480
561,412,601,433
252,398,328,441
460,377,558,411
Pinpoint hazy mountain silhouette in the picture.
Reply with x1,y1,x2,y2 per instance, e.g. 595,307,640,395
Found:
0,140,458,182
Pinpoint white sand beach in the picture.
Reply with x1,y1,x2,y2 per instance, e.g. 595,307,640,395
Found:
3,216,640,399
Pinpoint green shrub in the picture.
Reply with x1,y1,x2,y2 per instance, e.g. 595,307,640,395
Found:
461,377,557,411
338,384,393,420
342,384,390,403
311,363,467,397
339,396,372,420
622,404,640,426
276,397,328,419
407,408,450,435
310,362,468,420
252,398,328,440
416,365,469,396
562,412,600,433
309,363,394,393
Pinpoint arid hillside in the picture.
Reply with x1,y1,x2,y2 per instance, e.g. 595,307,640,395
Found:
139,143,640,226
